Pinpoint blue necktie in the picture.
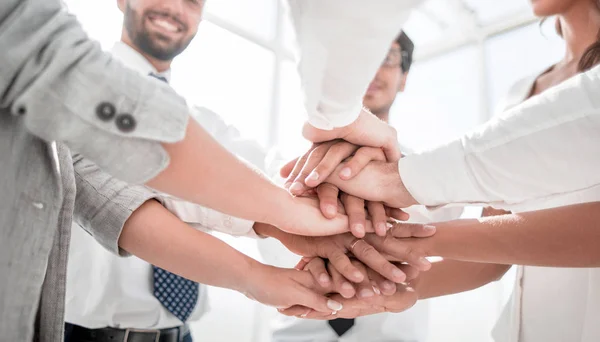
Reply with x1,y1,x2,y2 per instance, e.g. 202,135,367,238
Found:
148,72,199,322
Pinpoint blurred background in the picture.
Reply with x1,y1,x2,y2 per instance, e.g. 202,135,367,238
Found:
63,0,564,341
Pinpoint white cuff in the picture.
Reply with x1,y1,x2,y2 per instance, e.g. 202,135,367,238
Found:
307,102,362,130
399,140,489,206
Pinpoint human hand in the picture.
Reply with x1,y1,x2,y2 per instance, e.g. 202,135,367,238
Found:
315,183,409,237
243,263,343,314
254,221,435,284
302,107,401,163
299,257,421,300
325,161,418,209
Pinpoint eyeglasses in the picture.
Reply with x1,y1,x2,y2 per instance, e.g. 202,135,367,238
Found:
381,49,409,71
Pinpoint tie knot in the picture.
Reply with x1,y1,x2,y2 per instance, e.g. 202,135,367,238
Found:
149,73,169,84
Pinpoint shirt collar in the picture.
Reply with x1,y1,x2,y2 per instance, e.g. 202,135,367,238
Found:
111,41,172,82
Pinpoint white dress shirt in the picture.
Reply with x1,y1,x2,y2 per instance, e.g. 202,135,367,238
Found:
65,42,270,329
288,0,422,129
489,71,600,342
261,153,463,342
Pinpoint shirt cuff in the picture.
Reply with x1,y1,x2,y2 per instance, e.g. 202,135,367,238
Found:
399,140,489,206
307,102,363,130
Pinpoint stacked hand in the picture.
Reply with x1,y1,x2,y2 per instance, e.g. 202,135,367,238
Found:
255,110,432,318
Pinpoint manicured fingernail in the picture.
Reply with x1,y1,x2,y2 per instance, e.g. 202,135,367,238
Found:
382,280,395,290
306,171,319,183
325,205,337,217
353,224,365,236
359,289,374,298
392,269,406,282
319,273,330,285
339,167,352,179
327,299,343,311
341,282,354,291
424,225,436,232
353,271,364,281
289,182,305,194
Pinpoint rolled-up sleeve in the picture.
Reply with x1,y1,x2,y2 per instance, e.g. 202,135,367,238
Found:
0,0,189,183
72,154,161,256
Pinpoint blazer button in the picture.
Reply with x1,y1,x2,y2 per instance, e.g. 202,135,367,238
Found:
96,102,116,121
115,114,136,132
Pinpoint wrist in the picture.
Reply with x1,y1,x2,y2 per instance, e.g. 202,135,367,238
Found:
231,256,265,294
385,163,418,208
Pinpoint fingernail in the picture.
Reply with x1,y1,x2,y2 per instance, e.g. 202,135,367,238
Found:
382,280,395,290
327,299,343,311
319,273,330,285
289,182,305,194
306,171,319,182
392,269,406,282
371,282,381,295
284,181,292,189
341,282,354,291
359,289,374,298
325,205,337,217
353,270,364,281
386,222,394,229
354,224,365,236
420,257,431,268
300,309,310,318
424,225,436,232
377,223,387,235
339,167,352,179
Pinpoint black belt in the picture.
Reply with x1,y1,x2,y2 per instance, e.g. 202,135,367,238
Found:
65,323,190,342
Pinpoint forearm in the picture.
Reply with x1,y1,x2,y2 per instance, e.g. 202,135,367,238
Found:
412,260,510,299
118,199,260,293
150,119,290,227
424,202,600,267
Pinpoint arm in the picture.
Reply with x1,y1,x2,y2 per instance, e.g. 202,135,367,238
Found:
288,0,421,160
0,1,345,235
399,65,600,207
370,202,600,268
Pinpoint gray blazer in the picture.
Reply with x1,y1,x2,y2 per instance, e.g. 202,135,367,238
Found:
0,0,191,340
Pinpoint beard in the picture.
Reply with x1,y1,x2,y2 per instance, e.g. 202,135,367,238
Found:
124,4,195,61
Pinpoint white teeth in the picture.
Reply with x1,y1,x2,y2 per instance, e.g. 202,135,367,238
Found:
153,19,178,32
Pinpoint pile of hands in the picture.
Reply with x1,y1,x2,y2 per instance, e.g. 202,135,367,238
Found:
245,109,438,320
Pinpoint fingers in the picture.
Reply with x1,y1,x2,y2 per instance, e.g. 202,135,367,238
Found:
367,201,388,237
363,235,431,271
397,263,420,282
327,261,357,299
294,285,343,314
341,193,366,238
326,249,365,283
349,261,378,300
317,183,340,219
338,146,386,180
386,207,410,221
365,266,396,296
304,142,359,187
389,222,436,238
303,258,332,289
280,157,299,179
285,149,312,194
294,257,313,271
348,239,407,283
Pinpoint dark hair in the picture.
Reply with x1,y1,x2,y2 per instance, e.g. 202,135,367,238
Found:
555,0,600,71
396,31,414,73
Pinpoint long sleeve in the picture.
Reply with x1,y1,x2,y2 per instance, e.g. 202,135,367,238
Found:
72,154,161,256
287,0,421,129
0,0,190,183
399,63,600,208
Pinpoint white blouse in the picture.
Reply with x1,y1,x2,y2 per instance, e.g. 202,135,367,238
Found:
492,70,600,342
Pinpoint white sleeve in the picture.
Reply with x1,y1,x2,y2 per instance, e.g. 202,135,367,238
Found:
399,64,600,207
288,0,421,129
